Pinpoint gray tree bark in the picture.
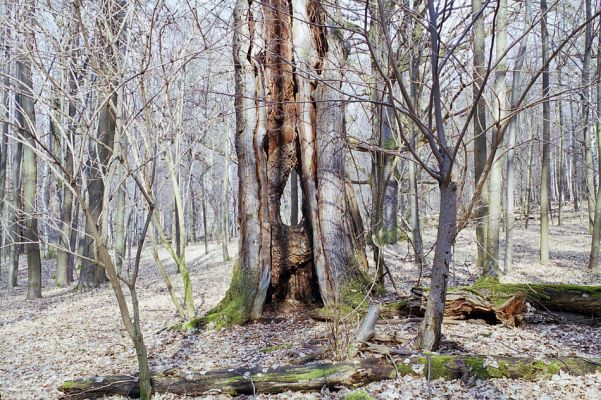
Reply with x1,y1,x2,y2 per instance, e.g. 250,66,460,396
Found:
504,0,530,271
484,0,508,278
472,0,488,272
539,0,551,264
582,0,595,232
588,10,601,269
16,18,42,299
56,27,78,285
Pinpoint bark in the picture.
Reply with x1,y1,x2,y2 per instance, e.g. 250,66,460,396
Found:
201,177,208,254
7,88,23,287
557,97,564,226
472,0,488,271
165,153,195,319
415,1,456,351
0,4,10,272
368,0,396,286
539,0,551,264
114,137,127,274
589,10,601,269
221,141,230,261
484,0,508,278
461,281,601,318
290,170,299,225
407,6,425,270
77,99,114,289
59,356,601,398
208,0,370,328
412,289,526,327
416,181,456,350
16,27,42,299
582,0,595,232
56,31,78,285
524,128,536,228
504,0,530,271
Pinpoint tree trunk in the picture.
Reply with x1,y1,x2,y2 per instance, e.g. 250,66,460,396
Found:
472,0,488,271
56,28,78,285
221,140,230,261
114,136,127,274
408,26,425,271
201,177,208,254
415,1,457,351
59,356,601,398
539,0,551,264
207,0,370,328
16,30,42,299
0,3,10,276
367,0,396,285
484,0,508,278
504,0,530,271
582,0,595,232
77,99,114,289
589,9,601,269
416,181,456,350
7,141,22,287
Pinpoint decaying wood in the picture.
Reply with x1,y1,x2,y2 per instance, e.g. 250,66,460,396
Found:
59,356,601,398
312,288,525,326
322,282,601,327
470,282,601,318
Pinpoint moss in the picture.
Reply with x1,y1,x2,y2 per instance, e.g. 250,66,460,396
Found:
395,360,419,376
473,280,601,299
420,355,456,379
59,379,91,391
312,303,357,321
344,390,375,400
253,365,342,382
203,259,254,330
289,365,341,381
259,343,293,353
464,357,511,379
204,291,249,330
546,362,562,375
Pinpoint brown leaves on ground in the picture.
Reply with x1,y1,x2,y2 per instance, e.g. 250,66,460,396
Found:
1,212,601,399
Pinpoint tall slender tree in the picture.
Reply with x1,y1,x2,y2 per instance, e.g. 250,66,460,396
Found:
16,1,42,298
472,0,489,272
539,0,551,263
504,0,531,271
485,0,508,278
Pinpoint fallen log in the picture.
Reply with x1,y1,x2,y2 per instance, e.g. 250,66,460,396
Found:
310,288,526,326
59,355,601,398
377,282,601,324
466,281,601,318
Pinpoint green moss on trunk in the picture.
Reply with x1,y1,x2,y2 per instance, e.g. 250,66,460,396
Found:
203,259,256,329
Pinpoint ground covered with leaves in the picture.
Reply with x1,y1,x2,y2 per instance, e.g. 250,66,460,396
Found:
1,213,601,399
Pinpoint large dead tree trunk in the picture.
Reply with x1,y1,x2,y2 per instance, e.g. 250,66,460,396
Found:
206,0,370,328
59,355,601,398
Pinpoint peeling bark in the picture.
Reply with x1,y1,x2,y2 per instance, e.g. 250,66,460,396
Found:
210,0,369,327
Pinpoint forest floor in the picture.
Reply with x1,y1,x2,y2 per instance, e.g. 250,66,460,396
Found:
1,211,601,399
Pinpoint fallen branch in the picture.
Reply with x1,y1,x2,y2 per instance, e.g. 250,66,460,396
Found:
59,355,601,398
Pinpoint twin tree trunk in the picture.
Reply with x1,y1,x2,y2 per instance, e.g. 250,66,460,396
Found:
207,0,369,326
